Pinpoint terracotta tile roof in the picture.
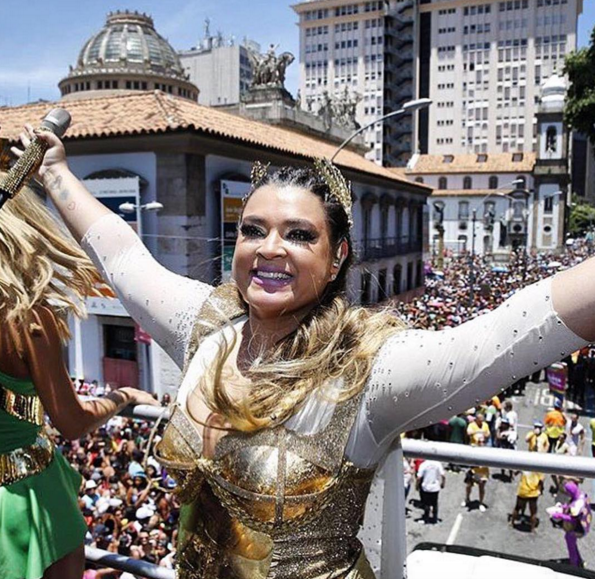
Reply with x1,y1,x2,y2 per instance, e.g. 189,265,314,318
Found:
0,91,430,193
397,152,536,175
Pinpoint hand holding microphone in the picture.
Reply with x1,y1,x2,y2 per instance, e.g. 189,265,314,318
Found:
1,109,71,209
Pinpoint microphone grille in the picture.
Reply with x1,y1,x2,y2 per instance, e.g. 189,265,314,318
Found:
41,108,72,138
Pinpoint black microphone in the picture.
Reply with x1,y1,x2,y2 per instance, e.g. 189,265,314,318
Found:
0,108,71,209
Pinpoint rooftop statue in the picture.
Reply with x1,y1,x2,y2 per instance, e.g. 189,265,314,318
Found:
249,44,295,89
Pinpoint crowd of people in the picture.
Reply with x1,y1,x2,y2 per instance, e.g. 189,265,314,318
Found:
50,394,176,577
72,241,595,574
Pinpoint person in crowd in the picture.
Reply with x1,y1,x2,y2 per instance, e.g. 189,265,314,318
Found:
0,176,158,579
566,413,586,457
525,421,550,453
484,396,501,446
12,122,595,577
463,433,490,512
510,470,545,533
590,417,595,458
551,432,571,495
502,400,518,434
549,481,592,568
416,459,445,524
447,413,468,472
467,413,490,446
545,399,567,453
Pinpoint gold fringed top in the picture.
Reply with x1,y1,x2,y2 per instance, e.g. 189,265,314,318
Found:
0,385,45,426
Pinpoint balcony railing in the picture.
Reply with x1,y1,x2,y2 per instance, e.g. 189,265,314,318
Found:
85,405,595,579
356,235,423,261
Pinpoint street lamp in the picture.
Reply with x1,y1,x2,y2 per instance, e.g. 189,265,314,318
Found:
117,200,163,394
330,98,432,162
118,201,164,238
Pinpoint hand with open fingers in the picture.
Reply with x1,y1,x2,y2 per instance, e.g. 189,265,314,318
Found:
10,123,67,181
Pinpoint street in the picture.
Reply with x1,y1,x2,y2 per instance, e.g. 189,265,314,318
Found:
406,381,595,568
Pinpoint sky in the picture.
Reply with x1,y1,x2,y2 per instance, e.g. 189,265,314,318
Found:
0,0,593,107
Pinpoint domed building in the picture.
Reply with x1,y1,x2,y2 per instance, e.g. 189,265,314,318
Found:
58,10,199,101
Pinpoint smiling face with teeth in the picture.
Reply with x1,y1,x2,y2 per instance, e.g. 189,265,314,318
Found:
233,184,340,322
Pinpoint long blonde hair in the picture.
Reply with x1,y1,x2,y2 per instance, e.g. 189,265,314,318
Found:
0,177,107,339
200,294,406,432
198,165,408,432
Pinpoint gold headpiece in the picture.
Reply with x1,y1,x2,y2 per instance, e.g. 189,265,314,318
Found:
247,159,353,228
313,158,354,228
250,161,270,190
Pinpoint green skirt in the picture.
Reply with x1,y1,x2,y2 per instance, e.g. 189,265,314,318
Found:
0,450,87,579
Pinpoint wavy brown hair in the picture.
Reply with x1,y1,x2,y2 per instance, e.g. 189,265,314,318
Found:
198,165,407,432
0,177,108,340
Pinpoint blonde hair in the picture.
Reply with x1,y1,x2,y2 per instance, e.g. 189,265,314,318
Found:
0,178,107,339
199,293,407,432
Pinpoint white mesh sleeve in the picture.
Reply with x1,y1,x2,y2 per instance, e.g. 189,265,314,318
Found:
351,277,587,465
81,214,213,368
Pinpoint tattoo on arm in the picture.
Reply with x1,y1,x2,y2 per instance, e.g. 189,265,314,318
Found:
45,173,68,202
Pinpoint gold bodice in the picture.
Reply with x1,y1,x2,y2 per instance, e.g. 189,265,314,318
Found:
155,395,376,579
155,285,377,578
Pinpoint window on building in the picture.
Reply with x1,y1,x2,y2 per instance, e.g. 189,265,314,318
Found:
415,177,424,183
378,269,387,300
393,264,402,295
544,195,554,213
104,325,137,361
546,125,558,152
458,234,468,252
361,272,372,305
459,201,470,220
463,176,473,189
438,177,448,189
442,155,454,164
515,176,526,189
489,175,499,189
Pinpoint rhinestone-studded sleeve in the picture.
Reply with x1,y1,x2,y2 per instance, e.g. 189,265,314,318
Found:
81,214,213,368
362,277,587,450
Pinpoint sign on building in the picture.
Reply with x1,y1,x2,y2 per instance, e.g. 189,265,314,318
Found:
220,180,251,281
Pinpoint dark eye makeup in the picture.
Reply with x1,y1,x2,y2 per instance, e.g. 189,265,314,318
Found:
239,223,318,244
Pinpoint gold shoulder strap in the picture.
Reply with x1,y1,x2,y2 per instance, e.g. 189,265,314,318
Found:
183,282,246,373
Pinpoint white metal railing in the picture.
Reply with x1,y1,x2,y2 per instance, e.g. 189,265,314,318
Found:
86,404,595,579
85,546,174,578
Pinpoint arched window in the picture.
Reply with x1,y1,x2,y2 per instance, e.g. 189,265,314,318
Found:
458,201,470,220
458,234,467,252
415,177,424,183
489,175,499,189
515,176,526,189
438,176,448,189
463,176,473,190
546,126,557,153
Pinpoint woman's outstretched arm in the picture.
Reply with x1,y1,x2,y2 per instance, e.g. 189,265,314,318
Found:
19,307,159,440
360,275,587,457
13,127,213,367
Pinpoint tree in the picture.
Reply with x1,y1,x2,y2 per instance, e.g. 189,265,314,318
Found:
568,193,595,237
564,26,595,148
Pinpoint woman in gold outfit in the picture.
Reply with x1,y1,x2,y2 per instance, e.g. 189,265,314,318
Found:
0,173,158,579
14,124,595,578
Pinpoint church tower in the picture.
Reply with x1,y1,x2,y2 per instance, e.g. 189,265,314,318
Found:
532,73,569,251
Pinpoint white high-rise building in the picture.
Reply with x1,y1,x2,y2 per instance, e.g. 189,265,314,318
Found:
292,1,417,166
417,0,583,155
179,20,258,107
